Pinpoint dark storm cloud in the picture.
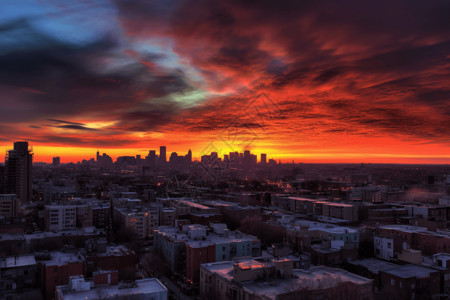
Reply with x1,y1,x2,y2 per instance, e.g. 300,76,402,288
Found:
2,0,450,150
0,17,193,131
56,125,99,131
46,119,85,126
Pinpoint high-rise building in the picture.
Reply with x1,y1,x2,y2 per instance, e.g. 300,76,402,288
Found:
52,156,60,167
261,153,267,164
5,142,33,202
159,146,167,164
186,149,192,163
146,150,157,166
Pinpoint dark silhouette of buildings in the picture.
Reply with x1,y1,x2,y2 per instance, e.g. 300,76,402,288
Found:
52,157,60,167
159,146,167,165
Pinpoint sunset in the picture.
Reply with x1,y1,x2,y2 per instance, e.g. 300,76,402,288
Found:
1,0,449,163
2,2,450,299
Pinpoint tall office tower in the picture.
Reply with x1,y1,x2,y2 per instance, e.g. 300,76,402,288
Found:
186,149,192,163
159,146,167,164
52,156,61,167
147,150,157,166
261,153,267,164
243,150,251,167
5,142,33,202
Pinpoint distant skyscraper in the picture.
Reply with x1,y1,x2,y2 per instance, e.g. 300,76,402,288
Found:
52,156,60,167
5,142,33,202
243,150,251,168
147,150,157,166
261,154,267,164
187,149,192,163
169,152,178,164
159,146,167,164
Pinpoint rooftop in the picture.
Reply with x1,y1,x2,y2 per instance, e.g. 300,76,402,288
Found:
382,264,438,278
349,258,399,274
37,252,83,266
242,266,371,299
0,255,36,268
57,278,167,300
289,220,359,235
24,228,104,241
155,225,259,248
202,258,372,299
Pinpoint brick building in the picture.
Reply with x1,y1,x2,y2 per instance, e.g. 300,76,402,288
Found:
36,251,84,300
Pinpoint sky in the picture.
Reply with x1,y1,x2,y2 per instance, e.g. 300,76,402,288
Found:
1,0,450,163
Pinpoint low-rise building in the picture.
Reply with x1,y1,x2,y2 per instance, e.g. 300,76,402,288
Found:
82,244,136,280
44,205,77,231
55,275,167,300
36,251,84,300
0,255,38,299
114,205,159,238
0,194,20,217
154,223,261,282
200,257,373,300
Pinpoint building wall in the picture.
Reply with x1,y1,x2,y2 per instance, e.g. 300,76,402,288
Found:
93,270,119,285
92,206,110,231
41,262,83,300
374,236,394,260
45,205,77,231
186,244,215,282
153,231,186,274
379,271,440,300
85,252,136,280
0,194,20,217
0,263,38,296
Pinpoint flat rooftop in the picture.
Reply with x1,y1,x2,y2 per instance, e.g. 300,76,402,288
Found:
349,258,399,274
0,255,36,268
155,225,259,248
57,278,167,300
37,252,83,266
290,220,358,234
202,259,371,299
382,264,438,278
242,266,371,299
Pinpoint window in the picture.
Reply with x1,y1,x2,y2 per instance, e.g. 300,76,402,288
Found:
388,243,392,249
391,279,395,286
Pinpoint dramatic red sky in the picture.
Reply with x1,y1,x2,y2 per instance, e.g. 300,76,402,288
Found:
1,0,450,163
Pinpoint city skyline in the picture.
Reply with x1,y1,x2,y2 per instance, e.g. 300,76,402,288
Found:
1,1,450,164
3,141,275,165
